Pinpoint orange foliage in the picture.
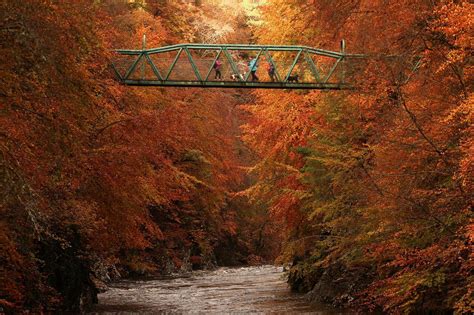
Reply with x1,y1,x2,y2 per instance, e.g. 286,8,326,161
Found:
1,0,251,311
243,0,473,313
1,0,471,313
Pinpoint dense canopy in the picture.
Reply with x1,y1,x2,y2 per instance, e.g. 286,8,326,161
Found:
1,0,472,313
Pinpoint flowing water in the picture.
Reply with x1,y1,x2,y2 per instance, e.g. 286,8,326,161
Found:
90,265,345,314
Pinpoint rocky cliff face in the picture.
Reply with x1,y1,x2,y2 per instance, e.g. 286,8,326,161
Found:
37,227,99,312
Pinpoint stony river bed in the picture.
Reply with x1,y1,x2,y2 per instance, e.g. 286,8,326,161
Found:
89,265,347,314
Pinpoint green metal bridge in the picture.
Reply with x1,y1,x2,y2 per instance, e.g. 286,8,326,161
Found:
112,40,365,89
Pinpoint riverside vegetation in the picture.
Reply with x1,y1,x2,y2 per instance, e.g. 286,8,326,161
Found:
1,0,472,313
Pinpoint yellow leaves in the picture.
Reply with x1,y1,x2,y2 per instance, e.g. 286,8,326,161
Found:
308,200,339,222
236,181,273,204
136,175,169,206
466,223,474,244
431,1,474,73
449,95,474,193
376,270,447,313
273,161,301,174
171,164,211,191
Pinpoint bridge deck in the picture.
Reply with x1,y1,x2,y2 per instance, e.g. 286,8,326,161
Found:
123,80,349,89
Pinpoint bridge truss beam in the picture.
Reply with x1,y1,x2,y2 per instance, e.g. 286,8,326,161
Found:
112,42,364,89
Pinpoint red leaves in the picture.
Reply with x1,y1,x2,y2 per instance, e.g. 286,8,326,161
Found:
1,1,252,310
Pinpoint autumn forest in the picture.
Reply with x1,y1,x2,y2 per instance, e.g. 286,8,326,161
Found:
0,0,472,314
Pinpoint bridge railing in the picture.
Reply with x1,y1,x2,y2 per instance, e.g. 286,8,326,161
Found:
112,41,366,89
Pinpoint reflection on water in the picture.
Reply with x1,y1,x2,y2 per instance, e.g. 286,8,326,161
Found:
90,265,345,314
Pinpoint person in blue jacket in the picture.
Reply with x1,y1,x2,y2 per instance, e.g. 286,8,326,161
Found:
248,57,259,81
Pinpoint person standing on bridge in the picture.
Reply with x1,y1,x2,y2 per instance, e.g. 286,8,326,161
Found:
213,59,222,80
267,62,275,82
248,57,259,81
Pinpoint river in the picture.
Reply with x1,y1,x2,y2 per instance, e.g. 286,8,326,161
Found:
89,265,346,314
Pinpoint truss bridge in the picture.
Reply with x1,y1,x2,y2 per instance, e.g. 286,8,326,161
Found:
112,41,365,89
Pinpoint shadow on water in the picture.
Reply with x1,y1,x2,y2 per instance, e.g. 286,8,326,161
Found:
89,265,348,315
